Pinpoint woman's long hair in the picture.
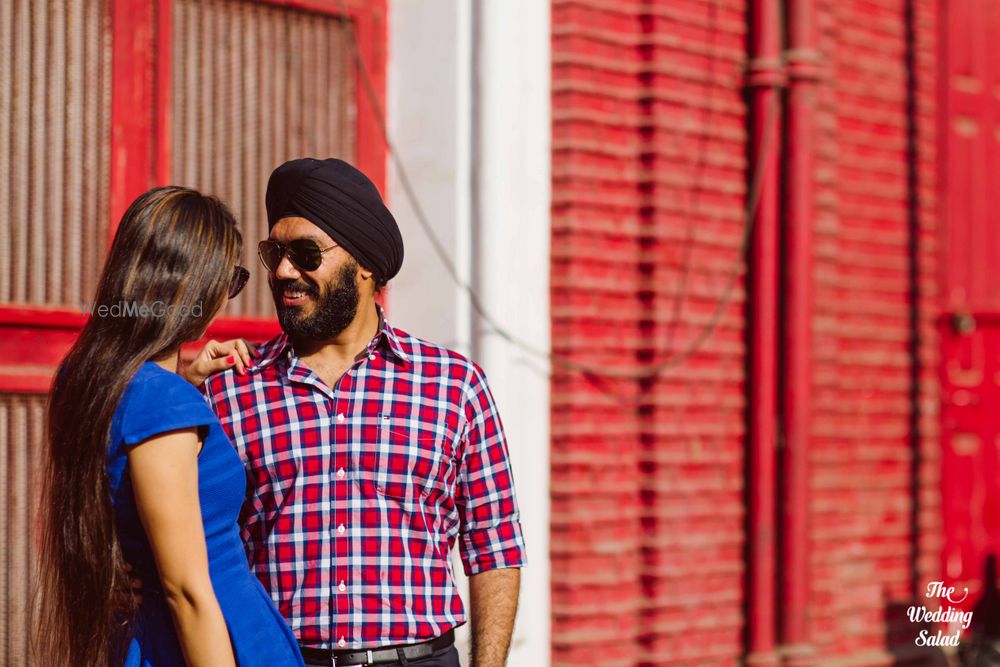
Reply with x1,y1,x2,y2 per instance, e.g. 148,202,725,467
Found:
34,186,242,665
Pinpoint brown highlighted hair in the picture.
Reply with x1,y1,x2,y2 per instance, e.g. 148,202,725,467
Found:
35,186,242,665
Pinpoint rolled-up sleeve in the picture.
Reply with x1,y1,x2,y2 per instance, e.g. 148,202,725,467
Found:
457,363,528,575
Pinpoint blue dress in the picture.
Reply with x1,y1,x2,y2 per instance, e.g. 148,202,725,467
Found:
107,361,304,666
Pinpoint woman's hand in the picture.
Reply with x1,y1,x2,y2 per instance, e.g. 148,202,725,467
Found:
183,339,257,387
125,560,143,607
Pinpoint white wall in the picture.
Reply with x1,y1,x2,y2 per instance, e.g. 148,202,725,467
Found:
386,0,473,351
387,1,551,665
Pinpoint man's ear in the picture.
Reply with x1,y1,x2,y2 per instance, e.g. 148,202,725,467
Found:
358,265,375,281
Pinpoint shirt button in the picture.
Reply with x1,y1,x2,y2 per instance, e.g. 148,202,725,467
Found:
368,353,376,361
337,524,346,535
337,468,345,479
336,413,345,423
338,637,346,648
339,580,346,592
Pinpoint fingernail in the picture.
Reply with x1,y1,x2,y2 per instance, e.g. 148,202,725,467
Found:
226,355,235,364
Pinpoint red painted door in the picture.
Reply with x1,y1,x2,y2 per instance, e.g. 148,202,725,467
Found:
941,318,1000,592
939,0,1000,605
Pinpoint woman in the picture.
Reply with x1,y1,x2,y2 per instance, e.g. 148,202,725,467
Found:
36,186,305,666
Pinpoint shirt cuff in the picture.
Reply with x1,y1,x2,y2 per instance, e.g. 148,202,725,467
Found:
460,517,528,576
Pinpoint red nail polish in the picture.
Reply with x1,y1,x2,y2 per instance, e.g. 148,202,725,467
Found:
226,355,235,364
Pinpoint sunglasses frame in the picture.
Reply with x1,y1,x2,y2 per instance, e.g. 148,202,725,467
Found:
257,238,337,273
229,265,250,299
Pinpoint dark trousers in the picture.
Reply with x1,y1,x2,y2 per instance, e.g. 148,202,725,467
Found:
302,645,460,667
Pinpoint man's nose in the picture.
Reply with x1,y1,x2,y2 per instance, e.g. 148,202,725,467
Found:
274,255,301,281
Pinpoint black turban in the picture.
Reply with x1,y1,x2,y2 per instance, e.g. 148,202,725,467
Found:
265,157,404,283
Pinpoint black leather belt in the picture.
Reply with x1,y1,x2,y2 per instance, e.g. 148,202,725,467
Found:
300,630,455,666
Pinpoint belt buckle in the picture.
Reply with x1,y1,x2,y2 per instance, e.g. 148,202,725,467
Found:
366,649,375,664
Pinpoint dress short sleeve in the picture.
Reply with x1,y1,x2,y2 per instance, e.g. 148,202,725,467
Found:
120,369,217,447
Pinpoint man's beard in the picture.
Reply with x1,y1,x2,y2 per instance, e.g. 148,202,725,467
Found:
273,260,360,341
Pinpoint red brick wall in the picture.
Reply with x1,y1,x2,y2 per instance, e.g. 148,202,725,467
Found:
808,0,941,662
551,0,943,665
913,0,943,636
550,1,750,664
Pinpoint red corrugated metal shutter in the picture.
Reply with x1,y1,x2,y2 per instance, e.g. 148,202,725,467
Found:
0,0,112,308
170,0,356,317
0,395,48,665
0,2,111,663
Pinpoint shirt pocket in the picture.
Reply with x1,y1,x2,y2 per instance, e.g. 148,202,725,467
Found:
362,413,455,502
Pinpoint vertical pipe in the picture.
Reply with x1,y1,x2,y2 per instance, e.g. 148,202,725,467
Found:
747,0,783,663
781,0,819,662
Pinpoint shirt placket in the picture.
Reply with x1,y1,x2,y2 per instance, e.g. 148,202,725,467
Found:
282,358,335,645
331,379,350,648
331,334,382,648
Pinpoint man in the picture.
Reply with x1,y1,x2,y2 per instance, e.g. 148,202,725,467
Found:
203,158,526,667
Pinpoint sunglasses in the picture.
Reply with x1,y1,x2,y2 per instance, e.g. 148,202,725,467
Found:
257,238,337,272
229,265,250,299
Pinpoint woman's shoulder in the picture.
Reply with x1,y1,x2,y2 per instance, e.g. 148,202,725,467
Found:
123,361,206,406
115,362,216,447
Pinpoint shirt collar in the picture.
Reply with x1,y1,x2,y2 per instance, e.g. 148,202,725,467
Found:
253,303,409,371
369,303,410,364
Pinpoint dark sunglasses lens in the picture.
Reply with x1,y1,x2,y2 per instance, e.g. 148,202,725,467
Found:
288,239,323,271
258,241,283,272
229,266,250,299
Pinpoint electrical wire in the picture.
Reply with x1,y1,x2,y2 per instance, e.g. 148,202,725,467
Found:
337,0,782,381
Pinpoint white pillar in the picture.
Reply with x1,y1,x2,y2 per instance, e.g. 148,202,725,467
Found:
470,1,551,665
387,1,551,665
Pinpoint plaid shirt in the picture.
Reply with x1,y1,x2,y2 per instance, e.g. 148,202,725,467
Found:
202,305,526,649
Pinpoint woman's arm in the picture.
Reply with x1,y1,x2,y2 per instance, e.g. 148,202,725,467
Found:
128,427,236,667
